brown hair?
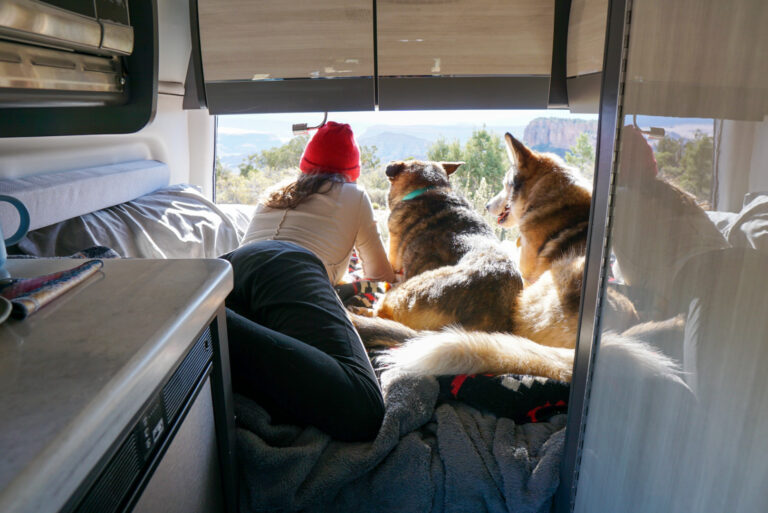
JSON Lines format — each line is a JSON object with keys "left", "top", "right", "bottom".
{"left": 262, "top": 172, "right": 348, "bottom": 209}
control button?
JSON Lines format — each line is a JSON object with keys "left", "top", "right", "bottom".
{"left": 152, "top": 419, "right": 164, "bottom": 442}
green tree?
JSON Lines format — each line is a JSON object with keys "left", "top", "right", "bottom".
{"left": 565, "top": 133, "right": 596, "bottom": 179}
{"left": 360, "top": 144, "right": 381, "bottom": 173}
{"left": 215, "top": 156, "right": 257, "bottom": 204}
{"left": 461, "top": 128, "right": 508, "bottom": 188}
{"left": 239, "top": 135, "right": 308, "bottom": 178}
{"left": 214, "top": 156, "right": 225, "bottom": 181}
{"left": 427, "top": 137, "right": 463, "bottom": 163}
{"left": 426, "top": 127, "right": 509, "bottom": 190}
{"left": 678, "top": 131, "right": 713, "bottom": 202}
{"left": 654, "top": 135, "right": 684, "bottom": 181}
{"left": 652, "top": 131, "right": 713, "bottom": 203}
{"left": 358, "top": 144, "right": 389, "bottom": 207}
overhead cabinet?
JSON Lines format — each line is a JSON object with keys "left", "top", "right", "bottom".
{"left": 194, "top": 0, "right": 610, "bottom": 113}
{"left": 378, "top": 0, "right": 552, "bottom": 77}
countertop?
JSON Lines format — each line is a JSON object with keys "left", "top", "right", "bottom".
{"left": 0, "top": 258, "right": 233, "bottom": 513}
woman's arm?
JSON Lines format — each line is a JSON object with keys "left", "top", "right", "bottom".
{"left": 354, "top": 191, "right": 396, "bottom": 283}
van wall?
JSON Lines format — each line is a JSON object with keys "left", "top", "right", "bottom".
{"left": 716, "top": 115, "right": 768, "bottom": 212}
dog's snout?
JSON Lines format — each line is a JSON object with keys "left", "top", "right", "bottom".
{"left": 485, "top": 201, "right": 492, "bottom": 212}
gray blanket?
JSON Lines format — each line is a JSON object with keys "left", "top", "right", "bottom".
{"left": 236, "top": 372, "right": 566, "bottom": 513}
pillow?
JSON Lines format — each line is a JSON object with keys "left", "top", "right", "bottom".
{"left": 16, "top": 184, "right": 247, "bottom": 259}
{"left": 726, "top": 192, "right": 768, "bottom": 253}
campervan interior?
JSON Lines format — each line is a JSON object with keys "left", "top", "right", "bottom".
{"left": 1, "top": 0, "right": 767, "bottom": 512}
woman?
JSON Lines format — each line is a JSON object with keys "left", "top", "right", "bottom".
{"left": 240, "top": 121, "right": 395, "bottom": 285}
{"left": 222, "top": 122, "right": 393, "bottom": 442}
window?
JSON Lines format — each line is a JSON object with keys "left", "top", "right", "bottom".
{"left": 214, "top": 110, "right": 598, "bottom": 240}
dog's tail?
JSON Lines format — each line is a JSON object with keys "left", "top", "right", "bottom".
{"left": 377, "top": 327, "right": 575, "bottom": 382}
{"left": 349, "top": 312, "right": 419, "bottom": 349}
{"left": 377, "top": 328, "right": 687, "bottom": 386}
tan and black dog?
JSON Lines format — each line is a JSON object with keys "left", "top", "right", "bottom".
{"left": 487, "top": 133, "right": 638, "bottom": 335}
{"left": 486, "top": 133, "right": 592, "bottom": 285}
{"left": 375, "top": 160, "right": 524, "bottom": 333}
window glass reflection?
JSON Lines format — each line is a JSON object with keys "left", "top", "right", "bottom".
{"left": 574, "top": 0, "right": 768, "bottom": 511}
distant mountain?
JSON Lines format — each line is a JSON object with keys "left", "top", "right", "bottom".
{"left": 358, "top": 131, "right": 432, "bottom": 163}
{"left": 357, "top": 123, "right": 527, "bottom": 163}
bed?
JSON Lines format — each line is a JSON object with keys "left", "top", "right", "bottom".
{"left": 0, "top": 161, "right": 572, "bottom": 513}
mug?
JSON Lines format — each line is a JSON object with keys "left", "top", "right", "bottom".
{"left": 0, "top": 195, "right": 30, "bottom": 281}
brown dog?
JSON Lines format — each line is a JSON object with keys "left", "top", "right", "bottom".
{"left": 487, "top": 134, "right": 638, "bottom": 334}
{"left": 486, "top": 133, "right": 592, "bottom": 285}
{"left": 375, "top": 160, "right": 524, "bottom": 333}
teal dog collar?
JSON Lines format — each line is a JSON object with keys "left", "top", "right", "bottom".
{"left": 401, "top": 186, "right": 436, "bottom": 201}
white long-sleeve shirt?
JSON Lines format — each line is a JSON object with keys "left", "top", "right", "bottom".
{"left": 241, "top": 182, "right": 395, "bottom": 285}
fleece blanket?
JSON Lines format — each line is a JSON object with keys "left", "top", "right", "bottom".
{"left": 236, "top": 371, "right": 567, "bottom": 513}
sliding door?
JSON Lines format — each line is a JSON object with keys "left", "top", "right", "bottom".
{"left": 566, "top": 0, "right": 768, "bottom": 511}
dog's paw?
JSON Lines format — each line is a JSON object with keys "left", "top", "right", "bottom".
{"left": 347, "top": 305, "right": 375, "bottom": 317}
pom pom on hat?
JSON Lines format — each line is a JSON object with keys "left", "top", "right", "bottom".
{"left": 300, "top": 121, "right": 361, "bottom": 182}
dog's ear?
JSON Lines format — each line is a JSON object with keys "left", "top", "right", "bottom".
{"left": 440, "top": 162, "right": 464, "bottom": 176}
{"left": 505, "top": 133, "right": 533, "bottom": 168}
{"left": 385, "top": 161, "right": 406, "bottom": 180}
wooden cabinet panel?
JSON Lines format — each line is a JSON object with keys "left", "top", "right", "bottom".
{"left": 377, "top": 0, "right": 554, "bottom": 77}
{"left": 198, "top": 0, "right": 374, "bottom": 81}
{"left": 566, "top": 0, "right": 607, "bottom": 77}
{"left": 624, "top": 0, "right": 768, "bottom": 120}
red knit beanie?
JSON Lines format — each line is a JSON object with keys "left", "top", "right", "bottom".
{"left": 299, "top": 121, "right": 361, "bottom": 182}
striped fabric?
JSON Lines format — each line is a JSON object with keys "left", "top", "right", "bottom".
{"left": 0, "top": 260, "right": 103, "bottom": 319}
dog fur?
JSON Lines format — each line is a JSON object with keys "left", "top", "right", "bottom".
{"left": 488, "top": 133, "right": 639, "bottom": 333}
{"left": 353, "top": 139, "right": 643, "bottom": 381}
{"left": 375, "top": 327, "right": 684, "bottom": 386}
{"left": 375, "top": 160, "right": 525, "bottom": 333}
{"left": 385, "top": 160, "right": 495, "bottom": 280}
{"left": 367, "top": 158, "right": 613, "bottom": 350}
{"left": 352, "top": 134, "right": 714, "bottom": 385}
{"left": 486, "top": 133, "right": 593, "bottom": 285}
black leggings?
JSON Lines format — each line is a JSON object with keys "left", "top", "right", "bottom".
{"left": 221, "top": 240, "right": 384, "bottom": 442}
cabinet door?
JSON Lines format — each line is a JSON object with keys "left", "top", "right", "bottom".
{"left": 565, "top": 0, "right": 608, "bottom": 113}
{"left": 623, "top": 0, "right": 768, "bottom": 120}
{"left": 376, "top": 0, "right": 554, "bottom": 110}
{"left": 566, "top": 0, "right": 608, "bottom": 78}
{"left": 377, "top": 0, "right": 553, "bottom": 77}
{"left": 197, "top": 0, "right": 375, "bottom": 113}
